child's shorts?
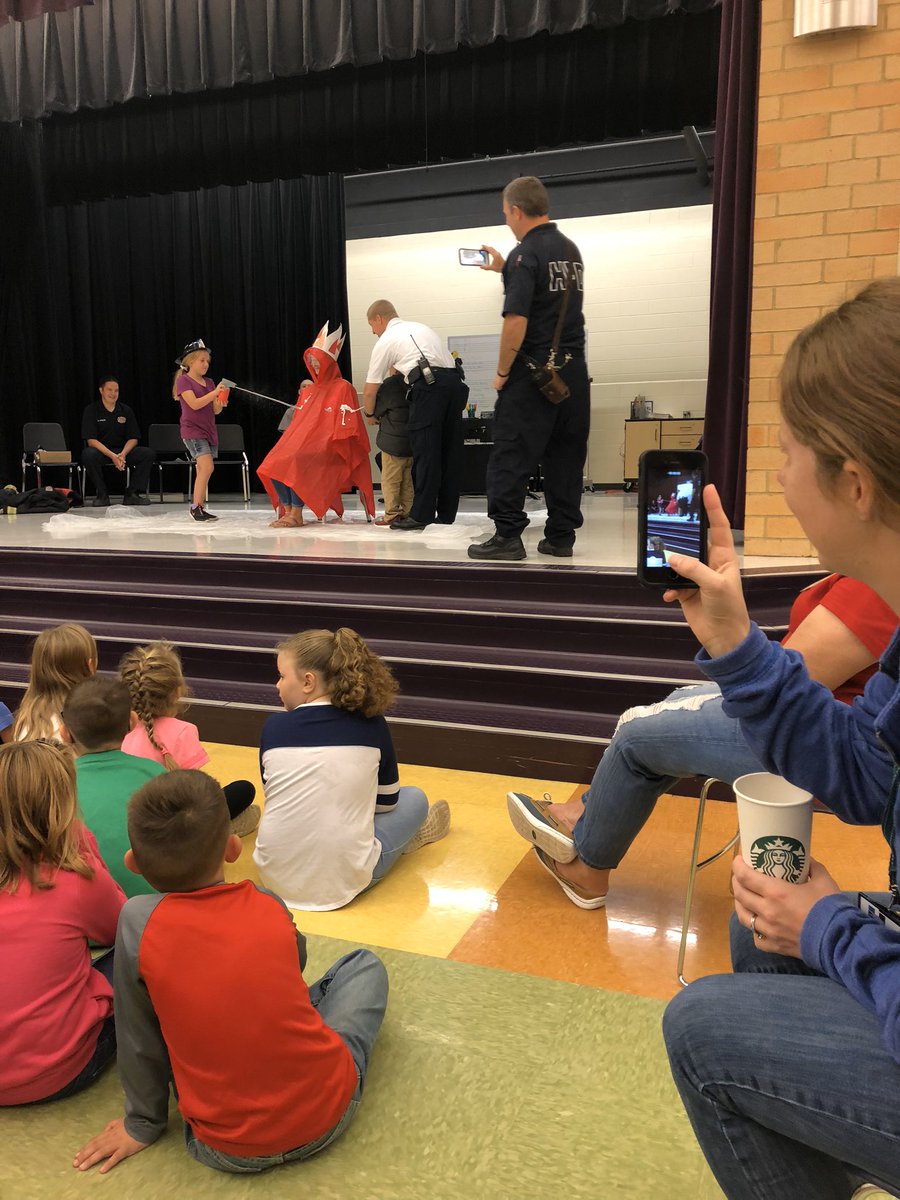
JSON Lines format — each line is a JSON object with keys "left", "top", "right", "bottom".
{"left": 183, "top": 438, "right": 218, "bottom": 460}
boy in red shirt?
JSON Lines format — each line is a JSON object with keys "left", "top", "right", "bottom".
{"left": 73, "top": 770, "right": 388, "bottom": 1175}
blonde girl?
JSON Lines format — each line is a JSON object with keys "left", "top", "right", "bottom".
{"left": 119, "top": 641, "right": 259, "bottom": 836}
{"left": 0, "top": 741, "right": 123, "bottom": 1105}
{"left": 253, "top": 627, "right": 449, "bottom": 910}
{"left": 13, "top": 623, "right": 97, "bottom": 742}
{"left": 172, "top": 338, "right": 226, "bottom": 523}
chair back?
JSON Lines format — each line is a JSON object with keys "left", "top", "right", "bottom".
{"left": 216, "top": 424, "right": 246, "bottom": 455}
{"left": 148, "top": 424, "right": 188, "bottom": 456}
{"left": 23, "top": 422, "right": 68, "bottom": 453}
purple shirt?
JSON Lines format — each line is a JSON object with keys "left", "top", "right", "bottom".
{"left": 176, "top": 374, "right": 218, "bottom": 445}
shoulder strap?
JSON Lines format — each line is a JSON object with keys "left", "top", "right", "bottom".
{"left": 550, "top": 237, "right": 580, "bottom": 355}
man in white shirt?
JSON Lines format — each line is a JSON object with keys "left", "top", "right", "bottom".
{"left": 361, "top": 300, "right": 468, "bottom": 530}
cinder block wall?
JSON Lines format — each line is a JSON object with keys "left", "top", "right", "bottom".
{"left": 746, "top": 0, "right": 900, "bottom": 556}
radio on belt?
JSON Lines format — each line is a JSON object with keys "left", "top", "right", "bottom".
{"left": 410, "top": 336, "right": 435, "bottom": 385}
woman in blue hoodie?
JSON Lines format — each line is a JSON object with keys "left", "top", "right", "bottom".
{"left": 662, "top": 277, "right": 900, "bottom": 1200}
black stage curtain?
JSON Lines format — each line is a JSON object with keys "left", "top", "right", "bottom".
{"left": 0, "top": 122, "right": 347, "bottom": 491}
{"left": 0, "top": 0, "right": 721, "bottom": 122}
{"left": 39, "top": 17, "right": 721, "bottom": 203}
{"left": 702, "top": 0, "right": 760, "bottom": 531}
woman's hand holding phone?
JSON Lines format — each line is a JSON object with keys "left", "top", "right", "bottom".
{"left": 663, "top": 484, "right": 751, "bottom": 659}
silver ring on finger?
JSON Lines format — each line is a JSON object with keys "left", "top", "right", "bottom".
{"left": 750, "top": 914, "right": 765, "bottom": 940}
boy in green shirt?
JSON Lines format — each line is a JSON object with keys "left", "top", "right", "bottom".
{"left": 61, "top": 678, "right": 166, "bottom": 897}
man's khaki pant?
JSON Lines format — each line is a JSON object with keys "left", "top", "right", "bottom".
{"left": 380, "top": 452, "right": 414, "bottom": 521}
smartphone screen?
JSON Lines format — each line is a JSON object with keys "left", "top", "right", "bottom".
{"left": 459, "top": 248, "right": 488, "bottom": 266}
{"left": 637, "top": 450, "right": 708, "bottom": 588}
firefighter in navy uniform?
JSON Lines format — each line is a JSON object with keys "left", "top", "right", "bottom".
{"left": 468, "top": 176, "right": 590, "bottom": 561}
{"left": 362, "top": 300, "right": 469, "bottom": 531}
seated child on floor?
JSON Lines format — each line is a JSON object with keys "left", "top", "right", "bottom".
{"left": 118, "top": 641, "right": 259, "bottom": 837}
{"left": 253, "top": 627, "right": 450, "bottom": 910}
{"left": 60, "top": 678, "right": 166, "bottom": 898}
{"left": 0, "top": 740, "right": 124, "bottom": 1106}
{"left": 13, "top": 622, "right": 97, "bottom": 742}
{"left": 73, "top": 770, "right": 388, "bottom": 1176}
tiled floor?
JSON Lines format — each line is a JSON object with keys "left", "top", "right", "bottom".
{"left": 209, "top": 744, "right": 891, "bottom": 1004}
{"left": 2, "top": 491, "right": 817, "bottom": 570}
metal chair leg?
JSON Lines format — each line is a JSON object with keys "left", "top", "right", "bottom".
{"left": 676, "top": 777, "right": 739, "bottom": 988}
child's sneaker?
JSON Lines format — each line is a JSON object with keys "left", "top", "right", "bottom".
{"left": 190, "top": 505, "right": 217, "bottom": 522}
{"left": 402, "top": 800, "right": 451, "bottom": 854}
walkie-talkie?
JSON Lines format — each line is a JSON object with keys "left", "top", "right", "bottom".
{"left": 410, "top": 336, "right": 435, "bottom": 385}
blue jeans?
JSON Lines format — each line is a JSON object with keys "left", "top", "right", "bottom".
{"left": 573, "top": 684, "right": 763, "bottom": 870}
{"left": 185, "top": 949, "right": 388, "bottom": 1174}
{"left": 272, "top": 480, "right": 304, "bottom": 508}
{"left": 370, "top": 786, "right": 430, "bottom": 883}
{"left": 663, "top": 912, "right": 900, "bottom": 1199}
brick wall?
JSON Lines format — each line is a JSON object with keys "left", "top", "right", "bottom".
{"left": 746, "top": 0, "right": 900, "bottom": 555}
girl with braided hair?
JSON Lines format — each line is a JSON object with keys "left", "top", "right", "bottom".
{"left": 118, "top": 642, "right": 259, "bottom": 837}
{"left": 254, "top": 627, "right": 449, "bottom": 910}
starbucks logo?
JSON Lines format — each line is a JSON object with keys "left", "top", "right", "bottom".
{"left": 750, "top": 836, "right": 806, "bottom": 883}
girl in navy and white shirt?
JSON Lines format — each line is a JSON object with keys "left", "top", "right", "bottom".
{"left": 254, "top": 628, "right": 449, "bottom": 910}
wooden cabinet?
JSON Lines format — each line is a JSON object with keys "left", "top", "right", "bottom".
{"left": 623, "top": 418, "right": 704, "bottom": 484}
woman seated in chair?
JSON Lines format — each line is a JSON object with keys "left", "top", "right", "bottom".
{"left": 507, "top": 572, "right": 896, "bottom": 910}
{"left": 661, "top": 277, "right": 900, "bottom": 1200}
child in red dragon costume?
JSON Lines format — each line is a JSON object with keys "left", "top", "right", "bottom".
{"left": 258, "top": 323, "right": 375, "bottom": 525}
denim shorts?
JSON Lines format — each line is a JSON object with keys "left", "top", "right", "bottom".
{"left": 183, "top": 438, "right": 218, "bottom": 460}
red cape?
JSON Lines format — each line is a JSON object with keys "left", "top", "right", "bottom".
{"left": 257, "top": 347, "right": 375, "bottom": 519}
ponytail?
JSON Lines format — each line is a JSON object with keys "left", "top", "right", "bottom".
{"left": 277, "top": 627, "right": 398, "bottom": 718}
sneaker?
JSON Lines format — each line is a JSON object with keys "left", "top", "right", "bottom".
{"left": 190, "top": 505, "right": 216, "bottom": 522}
{"left": 532, "top": 847, "right": 608, "bottom": 910}
{"left": 537, "top": 538, "right": 573, "bottom": 558}
{"left": 230, "top": 803, "right": 261, "bottom": 838}
{"left": 507, "top": 791, "right": 577, "bottom": 862}
{"left": 123, "top": 491, "right": 152, "bottom": 506}
{"left": 402, "top": 800, "right": 451, "bottom": 854}
{"left": 92, "top": 494, "right": 110, "bottom": 508}
{"left": 467, "top": 533, "right": 527, "bottom": 561}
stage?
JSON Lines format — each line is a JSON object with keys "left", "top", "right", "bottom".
{"left": 0, "top": 491, "right": 814, "bottom": 570}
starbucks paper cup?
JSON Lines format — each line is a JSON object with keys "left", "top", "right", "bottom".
{"left": 734, "top": 772, "right": 813, "bottom": 884}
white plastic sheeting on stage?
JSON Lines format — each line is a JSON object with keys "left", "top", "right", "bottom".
{"left": 42, "top": 505, "right": 510, "bottom": 547}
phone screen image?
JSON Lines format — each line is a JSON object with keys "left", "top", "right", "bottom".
{"left": 459, "top": 248, "right": 488, "bottom": 266}
{"left": 637, "top": 450, "right": 708, "bottom": 587}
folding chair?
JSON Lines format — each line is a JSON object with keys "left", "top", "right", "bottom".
{"left": 215, "top": 424, "right": 252, "bottom": 503}
{"left": 676, "top": 777, "right": 740, "bottom": 987}
{"left": 22, "top": 422, "right": 78, "bottom": 491}
{"left": 148, "top": 424, "right": 193, "bottom": 502}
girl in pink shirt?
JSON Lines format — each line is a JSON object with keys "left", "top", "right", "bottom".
{"left": 0, "top": 740, "right": 124, "bottom": 1105}
{"left": 119, "top": 641, "right": 259, "bottom": 837}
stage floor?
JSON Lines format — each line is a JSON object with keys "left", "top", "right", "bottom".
{"left": 1, "top": 492, "right": 815, "bottom": 571}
